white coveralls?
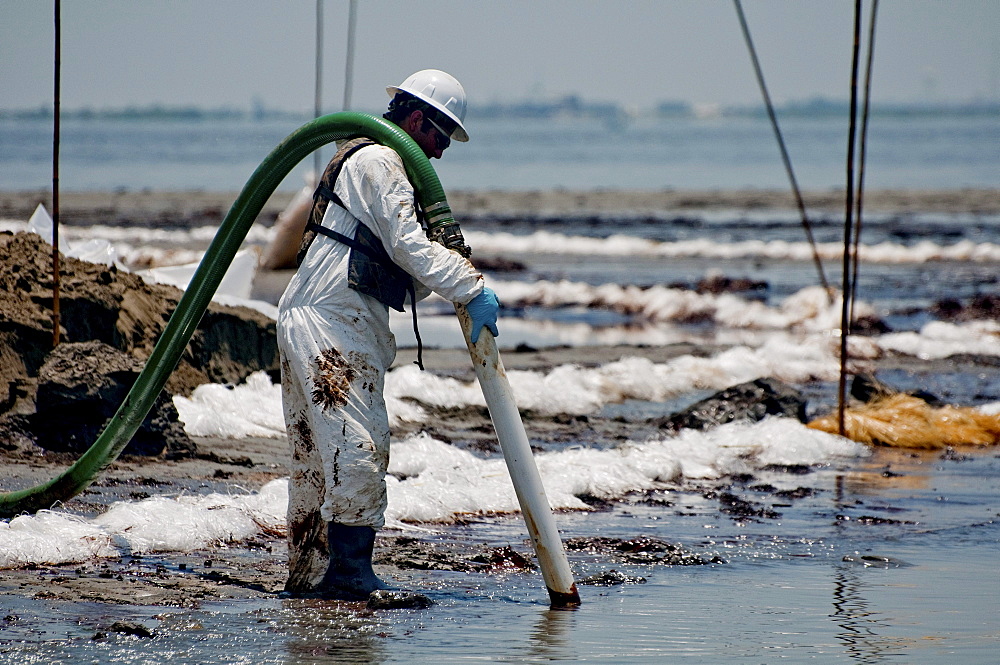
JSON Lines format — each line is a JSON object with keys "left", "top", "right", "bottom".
{"left": 277, "top": 143, "right": 483, "bottom": 591}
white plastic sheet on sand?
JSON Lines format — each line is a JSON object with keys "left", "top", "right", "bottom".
{"left": 28, "top": 204, "right": 118, "bottom": 266}
{"left": 17, "top": 204, "right": 271, "bottom": 315}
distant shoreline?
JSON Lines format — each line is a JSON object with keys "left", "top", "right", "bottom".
{"left": 2, "top": 187, "right": 999, "bottom": 226}
{"left": 4, "top": 98, "right": 998, "bottom": 122}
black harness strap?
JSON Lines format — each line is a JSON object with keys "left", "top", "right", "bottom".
{"left": 296, "top": 139, "right": 375, "bottom": 268}
{"left": 305, "top": 221, "right": 368, "bottom": 258}
{"left": 302, "top": 140, "right": 426, "bottom": 370}
{"left": 307, "top": 221, "right": 424, "bottom": 370}
{"left": 313, "top": 184, "right": 347, "bottom": 214}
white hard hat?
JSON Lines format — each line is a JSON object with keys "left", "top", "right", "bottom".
{"left": 387, "top": 69, "right": 469, "bottom": 142}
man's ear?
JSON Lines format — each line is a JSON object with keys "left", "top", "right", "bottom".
{"left": 405, "top": 109, "right": 424, "bottom": 133}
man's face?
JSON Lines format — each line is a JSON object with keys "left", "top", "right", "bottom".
{"left": 405, "top": 111, "right": 449, "bottom": 159}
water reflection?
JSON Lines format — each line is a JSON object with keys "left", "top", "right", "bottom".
{"left": 841, "top": 448, "right": 934, "bottom": 497}
{"left": 831, "top": 566, "right": 899, "bottom": 664}
{"left": 829, "top": 473, "right": 894, "bottom": 664}
{"left": 523, "top": 607, "right": 579, "bottom": 661}
{"left": 280, "top": 598, "right": 388, "bottom": 665}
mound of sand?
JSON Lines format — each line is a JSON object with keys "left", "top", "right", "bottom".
{"left": 0, "top": 231, "right": 278, "bottom": 453}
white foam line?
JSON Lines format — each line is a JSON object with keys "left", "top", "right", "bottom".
{"left": 0, "top": 480, "right": 287, "bottom": 568}
{"left": 491, "top": 282, "right": 870, "bottom": 331}
{"left": 464, "top": 230, "right": 1000, "bottom": 263}
{"left": 385, "top": 334, "right": 852, "bottom": 418}
{"left": 0, "top": 419, "right": 868, "bottom": 566}
{"left": 385, "top": 421, "right": 867, "bottom": 524}
{"left": 7, "top": 217, "right": 998, "bottom": 265}
{"left": 175, "top": 335, "right": 847, "bottom": 439}
{"left": 879, "top": 319, "right": 1000, "bottom": 359}
{"left": 175, "top": 316, "right": 1000, "bottom": 442}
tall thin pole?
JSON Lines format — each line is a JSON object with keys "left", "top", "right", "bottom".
{"left": 838, "top": 0, "right": 864, "bottom": 436}
{"left": 51, "top": 0, "right": 62, "bottom": 347}
{"left": 313, "top": 0, "right": 324, "bottom": 176}
{"left": 733, "top": 0, "right": 830, "bottom": 295}
{"left": 343, "top": 0, "right": 357, "bottom": 111}
{"left": 849, "top": 0, "right": 879, "bottom": 325}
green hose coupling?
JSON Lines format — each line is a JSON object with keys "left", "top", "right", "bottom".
{"left": 423, "top": 201, "right": 471, "bottom": 258}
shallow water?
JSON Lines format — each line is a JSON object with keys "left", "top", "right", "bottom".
{"left": 3, "top": 114, "right": 998, "bottom": 191}
{"left": 2, "top": 448, "right": 996, "bottom": 663}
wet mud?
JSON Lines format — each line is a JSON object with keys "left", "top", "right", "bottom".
{"left": 0, "top": 527, "right": 722, "bottom": 608}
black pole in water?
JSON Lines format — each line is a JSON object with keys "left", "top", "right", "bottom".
{"left": 51, "top": 0, "right": 62, "bottom": 348}
{"left": 839, "top": 0, "right": 865, "bottom": 436}
{"left": 732, "top": 0, "right": 830, "bottom": 295}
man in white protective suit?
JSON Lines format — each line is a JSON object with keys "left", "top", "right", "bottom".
{"left": 277, "top": 69, "right": 500, "bottom": 603}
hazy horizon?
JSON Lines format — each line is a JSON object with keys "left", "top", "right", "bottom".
{"left": 4, "top": 95, "right": 998, "bottom": 119}
{"left": 3, "top": 1, "right": 998, "bottom": 117}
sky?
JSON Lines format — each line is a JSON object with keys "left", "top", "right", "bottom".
{"left": 2, "top": 0, "right": 999, "bottom": 115}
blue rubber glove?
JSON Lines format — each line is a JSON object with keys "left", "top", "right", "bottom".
{"left": 467, "top": 286, "right": 500, "bottom": 344}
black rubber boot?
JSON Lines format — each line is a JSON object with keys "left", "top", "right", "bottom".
{"left": 318, "top": 523, "right": 392, "bottom": 600}
{"left": 318, "top": 523, "right": 433, "bottom": 608}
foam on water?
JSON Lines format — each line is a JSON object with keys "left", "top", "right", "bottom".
{"left": 388, "top": 336, "right": 842, "bottom": 418}
{"left": 878, "top": 320, "right": 1000, "bottom": 359}
{"left": 492, "top": 281, "right": 871, "bottom": 330}
{"left": 174, "top": 318, "right": 996, "bottom": 439}
{"left": 5, "top": 216, "right": 998, "bottom": 265}
{"left": 0, "top": 420, "right": 866, "bottom": 568}
{"left": 463, "top": 230, "right": 1000, "bottom": 263}
{"left": 173, "top": 371, "right": 286, "bottom": 438}
{"left": 174, "top": 334, "right": 845, "bottom": 438}
{"left": 385, "top": 420, "right": 866, "bottom": 525}
{"left": 0, "top": 480, "right": 287, "bottom": 568}
{"left": 389, "top": 309, "right": 829, "bottom": 350}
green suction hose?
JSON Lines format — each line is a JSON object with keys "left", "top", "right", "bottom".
{"left": 0, "top": 112, "right": 455, "bottom": 518}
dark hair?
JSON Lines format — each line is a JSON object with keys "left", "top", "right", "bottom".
{"left": 383, "top": 92, "right": 458, "bottom": 137}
